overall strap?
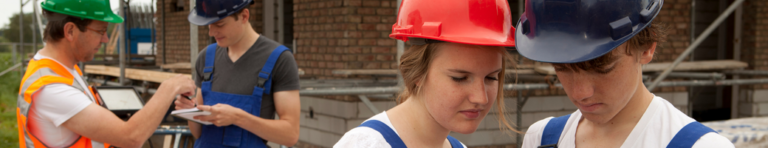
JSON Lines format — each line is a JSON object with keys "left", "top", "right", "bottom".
{"left": 202, "top": 43, "right": 218, "bottom": 81}
{"left": 257, "top": 45, "right": 291, "bottom": 95}
{"left": 446, "top": 136, "right": 464, "bottom": 148}
{"left": 539, "top": 114, "right": 571, "bottom": 148}
{"left": 358, "top": 120, "right": 407, "bottom": 148}
{"left": 666, "top": 121, "right": 716, "bottom": 148}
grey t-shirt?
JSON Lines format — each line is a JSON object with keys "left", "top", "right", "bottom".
{"left": 194, "top": 36, "right": 299, "bottom": 119}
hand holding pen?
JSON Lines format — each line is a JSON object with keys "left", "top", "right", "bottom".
{"left": 174, "top": 94, "right": 198, "bottom": 110}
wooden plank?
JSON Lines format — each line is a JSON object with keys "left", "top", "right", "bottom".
{"left": 332, "top": 69, "right": 536, "bottom": 76}
{"left": 157, "top": 63, "right": 305, "bottom": 75}
{"left": 159, "top": 62, "right": 191, "bottom": 70}
{"left": 85, "top": 65, "right": 191, "bottom": 83}
{"left": 534, "top": 60, "right": 749, "bottom": 75}
{"left": 642, "top": 60, "right": 747, "bottom": 72}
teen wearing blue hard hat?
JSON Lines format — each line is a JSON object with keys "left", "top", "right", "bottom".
{"left": 516, "top": 0, "right": 734, "bottom": 148}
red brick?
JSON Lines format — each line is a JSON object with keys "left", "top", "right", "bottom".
{"left": 348, "top": 31, "right": 362, "bottom": 38}
{"left": 359, "top": 55, "right": 375, "bottom": 61}
{"left": 372, "top": 47, "right": 391, "bottom": 53}
{"left": 364, "top": 62, "right": 381, "bottom": 69}
{"left": 359, "top": 39, "right": 377, "bottom": 45}
{"left": 319, "top": 62, "right": 327, "bottom": 68}
{"left": 363, "top": 31, "right": 379, "bottom": 38}
{"left": 349, "top": 47, "right": 363, "bottom": 53}
{"left": 381, "top": 0, "right": 391, "bottom": 7}
{"left": 344, "top": 0, "right": 362, "bottom": 6}
{"left": 377, "top": 8, "right": 395, "bottom": 15}
{"left": 350, "top": 62, "right": 363, "bottom": 68}
{"left": 363, "top": 16, "right": 381, "bottom": 23}
{"left": 360, "top": 24, "right": 376, "bottom": 30}
{"left": 376, "top": 55, "right": 394, "bottom": 61}
{"left": 362, "top": 0, "right": 381, "bottom": 7}
{"left": 347, "top": 15, "right": 362, "bottom": 23}
{"left": 377, "top": 39, "right": 396, "bottom": 46}
{"left": 357, "top": 8, "right": 376, "bottom": 15}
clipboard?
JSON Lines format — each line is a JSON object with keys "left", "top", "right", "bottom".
{"left": 170, "top": 108, "right": 213, "bottom": 125}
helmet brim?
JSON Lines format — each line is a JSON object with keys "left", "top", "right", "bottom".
{"left": 188, "top": 9, "right": 221, "bottom": 26}
{"left": 102, "top": 13, "right": 124, "bottom": 23}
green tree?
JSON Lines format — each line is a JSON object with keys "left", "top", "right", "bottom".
{"left": 1, "top": 12, "right": 43, "bottom": 45}
{"left": 0, "top": 37, "right": 10, "bottom": 52}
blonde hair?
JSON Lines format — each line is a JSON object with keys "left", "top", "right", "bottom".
{"left": 397, "top": 42, "right": 521, "bottom": 134}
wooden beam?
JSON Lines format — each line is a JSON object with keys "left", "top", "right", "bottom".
{"left": 332, "top": 69, "right": 536, "bottom": 76}
{"left": 85, "top": 65, "right": 191, "bottom": 83}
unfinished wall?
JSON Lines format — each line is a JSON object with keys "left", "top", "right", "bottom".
{"left": 292, "top": 0, "right": 398, "bottom": 78}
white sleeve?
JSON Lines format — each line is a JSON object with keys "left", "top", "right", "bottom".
{"left": 33, "top": 84, "right": 94, "bottom": 126}
{"left": 334, "top": 127, "right": 392, "bottom": 148}
{"left": 691, "top": 133, "right": 735, "bottom": 148}
{"left": 521, "top": 117, "right": 553, "bottom": 148}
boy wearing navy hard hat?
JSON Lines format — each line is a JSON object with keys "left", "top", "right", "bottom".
{"left": 517, "top": 0, "right": 734, "bottom": 148}
{"left": 175, "top": 0, "right": 301, "bottom": 147}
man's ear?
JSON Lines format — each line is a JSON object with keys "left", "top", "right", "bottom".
{"left": 639, "top": 42, "right": 657, "bottom": 64}
{"left": 63, "top": 22, "right": 78, "bottom": 42}
{"left": 240, "top": 9, "right": 250, "bottom": 23}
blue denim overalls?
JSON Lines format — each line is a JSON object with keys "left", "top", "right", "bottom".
{"left": 194, "top": 43, "right": 291, "bottom": 148}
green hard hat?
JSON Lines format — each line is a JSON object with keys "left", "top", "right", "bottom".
{"left": 41, "top": 0, "right": 124, "bottom": 23}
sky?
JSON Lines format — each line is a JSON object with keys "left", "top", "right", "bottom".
{"left": 0, "top": 0, "right": 156, "bottom": 28}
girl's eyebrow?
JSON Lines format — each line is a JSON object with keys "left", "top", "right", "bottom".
{"left": 447, "top": 69, "right": 502, "bottom": 74}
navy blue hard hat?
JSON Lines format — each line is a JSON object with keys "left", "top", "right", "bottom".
{"left": 515, "top": 0, "right": 663, "bottom": 63}
{"left": 188, "top": 0, "right": 252, "bottom": 25}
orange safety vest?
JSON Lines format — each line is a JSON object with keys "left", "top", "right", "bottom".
{"left": 16, "top": 58, "right": 111, "bottom": 148}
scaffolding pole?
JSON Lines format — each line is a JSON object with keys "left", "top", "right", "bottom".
{"left": 647, "top": 0, "right": 745, "bottom": 90}
{"left": 19, "top": 0, "right": 24, "bottom": 74}
{"left": 119, "top": 0, "right": 127, "bottom": 84}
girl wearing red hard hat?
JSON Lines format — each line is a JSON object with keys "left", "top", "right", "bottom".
{"left": 335, "top": 0, "right": 519, "bottom": 147}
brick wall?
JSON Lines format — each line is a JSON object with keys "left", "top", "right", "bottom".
{"left": 738, "top": 0, "right": 768, "bottom": 117}
{"left": 742, "top": 0, "right": 768, "bottom": 89}
{"left": 293, "top": 0, "right": 398, "bottom": 79}
{"left": 155, "top": 0, "right": 264, "bottom": 66}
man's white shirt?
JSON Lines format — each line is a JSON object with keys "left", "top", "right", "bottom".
{"left": 522, "top": 95, "right": 734, "bottom": 148}
{"left": 27, "top": 53, "right": 96, "bottom": 147}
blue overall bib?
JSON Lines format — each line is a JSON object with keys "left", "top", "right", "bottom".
{"left": 538, "top": 114, "right": 716, "bottom": 148}
{"left": 194, "top": 43, "right": 291, "bottom": 148}
{"left": 358, "top": 120, "right": 465, "bottom": 148}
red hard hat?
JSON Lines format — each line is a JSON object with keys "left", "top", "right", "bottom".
{"left": 390, "top": 0, "right": 516, "bottom": 47}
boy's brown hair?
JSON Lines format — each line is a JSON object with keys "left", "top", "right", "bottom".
{"left": 554, "top": 22, "right": 667, "bottom": 72}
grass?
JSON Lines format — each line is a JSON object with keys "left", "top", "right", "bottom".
{"left": 0, "top": 52, "right": 21, "bottom": 148}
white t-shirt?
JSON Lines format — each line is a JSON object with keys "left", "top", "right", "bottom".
{"left": 334, "top": 111, "right": 467, "bottom": 148}
{"left": 521, "top": 96, "right": 734, "bottom": 148}
{"left": 27, "top": 53, "right": 96, "bottom": 147}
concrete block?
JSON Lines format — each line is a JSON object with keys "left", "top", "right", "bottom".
{"left": 739, "top": 103, "right": 756, "bottom": 116}
{"left": 300, "top": 112, "right": 348, "bottom": 135}
{"left": 301, "top": 96, "right": 358, "bottom": 118}
{"left": 758, "top": 102, "right": 768, "bottom": 115}
{"left": 655, "top": 92, "right": 688, "bottom": 106}
{"left": 753, "top": 89, "right": 768, "bottom": 102}
{"left": 356, "top": 100, "right": 396, "bottom": 118}
{"left": 521, "top": 96, "right": 575, "bottom": 112}
{"left": 346, "top": 119, "right": 367, "bottom": 131}
{"left": 303, "top": 127, "right": 342, "bottom": 148}
{"left": 449, "top": 130, "right": 517, "bottom": 146}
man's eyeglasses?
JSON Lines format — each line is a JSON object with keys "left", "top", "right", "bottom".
{"left": 86, "top": 27, "right": 108, "bottom": 36}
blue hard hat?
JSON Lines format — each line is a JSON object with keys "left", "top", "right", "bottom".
{"left": 188, "top": 0, "right": 252, "bottom": 25}
{"left": 515, "top": 0, "right": 663, "bottom": 63}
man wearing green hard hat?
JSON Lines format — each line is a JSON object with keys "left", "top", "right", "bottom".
{"left": 16, "top": 0, "right": 197, "bottom": 147}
